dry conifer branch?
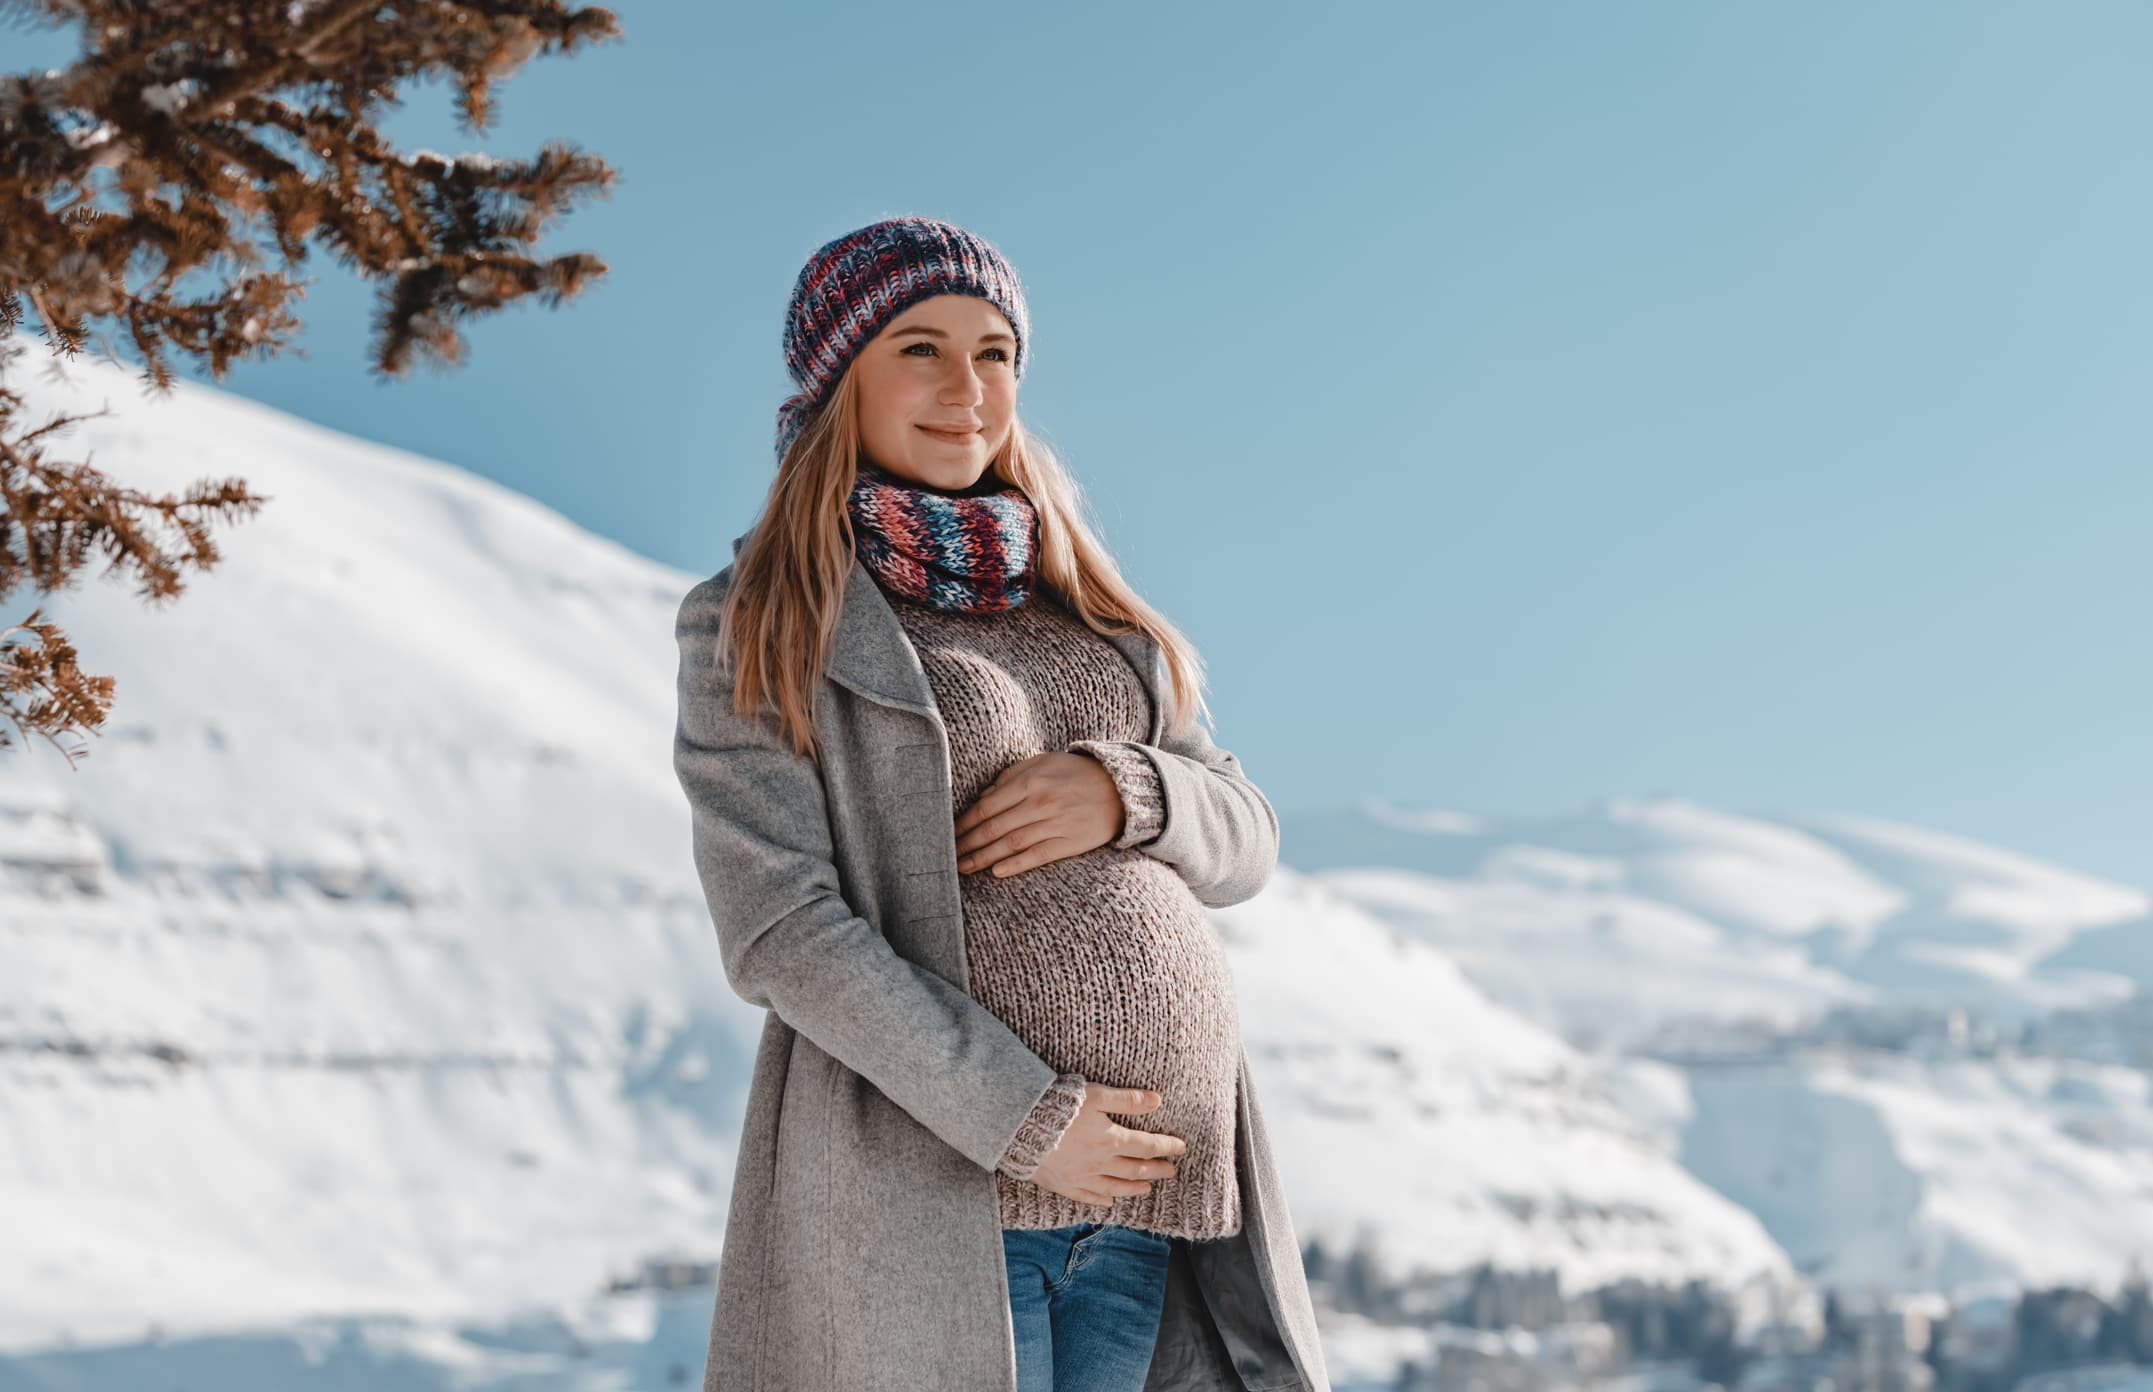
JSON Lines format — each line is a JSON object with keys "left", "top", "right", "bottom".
{"left": 0, "top": 0, "right": 623, "bottom": 760}
{"left": 0, "top": 609, "right": 114, "bottom": 767}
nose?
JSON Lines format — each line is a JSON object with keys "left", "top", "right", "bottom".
{"left": 939, "top": 356, "right": 986, "bottom": 405}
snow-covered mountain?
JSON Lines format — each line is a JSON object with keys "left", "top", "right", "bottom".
{"left": 1279, "top": 801, "right": 2153, "bottom": 1301}
{"left": 1, "top": 352, "right": 747, "bottom": 1360}
{"left": 1285, "top": 799, "right": 2151, "bottom": 1044}
{"left": 4, "top": 353, "right": 2149, "bottom": 1385}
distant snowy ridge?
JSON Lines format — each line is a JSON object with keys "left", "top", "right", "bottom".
{"left": 1281, "top": 797, "right": 2153, "bottom": 1297}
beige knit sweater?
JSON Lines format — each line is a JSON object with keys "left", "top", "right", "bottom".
{"left": 885, "top": 585, "right": 1243, "bottom": 1241}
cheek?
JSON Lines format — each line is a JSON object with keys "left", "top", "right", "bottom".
{"left": 890, "top": 375, "right": 947, "bottom": 420}
{"left": 858, "top": 370, "right": 930, "bottom": 440}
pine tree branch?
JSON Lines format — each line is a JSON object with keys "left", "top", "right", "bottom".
{"left": 0, "top": 0, "right": 621, "bottom": 761}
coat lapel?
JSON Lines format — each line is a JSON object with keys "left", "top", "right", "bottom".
{"left": 729, "top": 528, "right": 1164, "bottom": 742}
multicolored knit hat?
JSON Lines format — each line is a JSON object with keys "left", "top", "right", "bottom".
{"left": 774, "top": 215, "right": 1031, "bottom": 461}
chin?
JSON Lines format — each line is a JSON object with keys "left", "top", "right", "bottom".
{"left": 866, "top": 440, "right": 994, "bottom": 492}
{"left": 908, "top": 460, "right": 996, "bottom": 497}
{"left": 909, "top": 461, "right": 972, "bottom": 488}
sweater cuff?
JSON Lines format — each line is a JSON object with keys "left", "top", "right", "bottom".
{"left": 997, "top": 1071, "right": 1089, "bottom": 1181}
{"left": 1068, "top": 740, "right": 1166, "bottom": 849}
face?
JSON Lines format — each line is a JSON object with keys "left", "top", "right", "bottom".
{"left": 849, "top": 293, "right": 1018, "bottom": 489}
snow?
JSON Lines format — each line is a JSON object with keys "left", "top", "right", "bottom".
{"left": 402, "top": 149, "right": 507, "bottom": 173}
{"left": 1283, "top": 798, "right": 2153, "bottom": 1306}
{"left": 1218, "top": 867, "right": 1797, "bottom": 1315}
{"left": 140, "top": 81, "right": 196, "bottom": 115}
{"left": 2, "top": 354, "right": 740, "bottom": 1362}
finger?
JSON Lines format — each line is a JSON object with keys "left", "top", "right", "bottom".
{"left": 955, "top": 805, "right": 1044, "bottom": 863}
{"left": 954, "top": 761, "right": 1039, "bottom": 837}
{"left": 1102, "top": 1087, "right": 1163, "bottom": 1113}
{"left": 1099, "top": 1158, "right": 1177, "bottom": 1181}
{"left": 984, "top": 837, "right": 1080, "bottom": 879}
{"left": 1110, "top": 1126, "right": 1188, "bottom": 1159}
{"left": 952, "top": 788, "right": 1007, "bottom": 841}
{"left": 957, "top": 829, "right": 1023, "bottom": 874}
{"left": 956, "top": 826, "right": 1019, "bottom": 870}
{"left": 960, "top": 822, "right": 1053, "bottom": 874}
{"left": 952, "top": 779, "right": 1009, "bottom": 839}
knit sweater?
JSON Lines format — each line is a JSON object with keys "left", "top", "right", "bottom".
{"left": 883, "top": 584, "right": 1244, "bottom": 1241}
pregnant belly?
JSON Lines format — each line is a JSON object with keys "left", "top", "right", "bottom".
{"left": 957, "top": 847, "right": 1243, "bottom": 1095}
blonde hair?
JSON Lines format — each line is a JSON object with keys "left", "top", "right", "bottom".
{"left": 716, "top": 368, "right": 1214, "bottom": 763}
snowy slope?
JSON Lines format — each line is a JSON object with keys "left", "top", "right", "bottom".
{"left": 1, "top": 352, "right": 755, "bottom": 1353}
{"left": 1282, "top": 800, "right": 2153, "bottom": 1299}
{"left": 1214, "top": 868, "right": 1793, "bottom": 1304}
{"left": 1678, "top": 1049, "right": 2153, "bottom": 1298}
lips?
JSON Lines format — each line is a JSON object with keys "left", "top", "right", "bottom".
{"left": 918, "top": 424, "right": 980, "bottom": 443}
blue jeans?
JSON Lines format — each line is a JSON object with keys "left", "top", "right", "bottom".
{"left": 1003, "top": 1220, "right": 1175, "bottom": 1392}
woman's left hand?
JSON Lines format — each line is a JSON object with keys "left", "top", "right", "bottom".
{"left": 955, "top": 752, "right": 1123, "bottom": 878}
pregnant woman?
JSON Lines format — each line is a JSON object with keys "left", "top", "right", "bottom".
{"left": 672, "top": 215, "right": 1329, "bottom": 1392}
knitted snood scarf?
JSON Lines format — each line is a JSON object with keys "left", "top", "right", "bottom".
{"left": 846, "top": 457, "right": 1039, "bottom": 614}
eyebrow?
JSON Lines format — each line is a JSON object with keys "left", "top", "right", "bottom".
{"left": 888, "top": 326, "right": 1016, "bottom": 344}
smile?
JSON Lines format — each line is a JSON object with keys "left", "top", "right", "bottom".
{"left": 918, "top": 425, "right": 980, "bottom": 444}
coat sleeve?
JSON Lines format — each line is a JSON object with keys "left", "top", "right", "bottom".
{"left": 1067, "top": 667, "right": 1281, "bottom": 910}
{"left": 672, "top": 576, "right": 1075, "bottom": 1175}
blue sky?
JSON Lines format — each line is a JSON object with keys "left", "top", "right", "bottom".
{"left": 14, "top": 1, "right": 2150, "bottom": 888}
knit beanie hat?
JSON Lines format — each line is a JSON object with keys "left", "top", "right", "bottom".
{"left": 774, "top": 215, "right": 1031, "bottom": 461}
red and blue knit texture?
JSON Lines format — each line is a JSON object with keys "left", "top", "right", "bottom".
{"left": 846, "top": 458, "right": 1038, "bottom": 614}
{"left": 775, "top": 215, "right": 1031, "bottom": 461}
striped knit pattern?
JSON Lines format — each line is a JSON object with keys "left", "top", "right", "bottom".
{"left": 846, "top": 458, "right": 1039, "bottom": 613}
{"left": 882, "top": 584, "right": 1245, "bottom": 1243}
{"left": 775, "top": 215, "right": 1031, "bottom": 459}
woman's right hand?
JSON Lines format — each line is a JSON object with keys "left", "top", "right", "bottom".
{"left": 1030, "top": 1084, "right": 1186, "bottom": 1207}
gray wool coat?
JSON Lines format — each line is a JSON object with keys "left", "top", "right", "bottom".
{"left": 670, "top": 528, "right": 1331, "bottom": 1392}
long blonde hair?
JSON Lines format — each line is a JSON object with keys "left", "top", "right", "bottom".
{"left": 716, "top": 368, "right": 1214, "bottom": 763}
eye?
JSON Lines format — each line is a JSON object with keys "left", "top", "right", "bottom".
{"left": 902, "top": 343, "right": 1012, "bottom": 362}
